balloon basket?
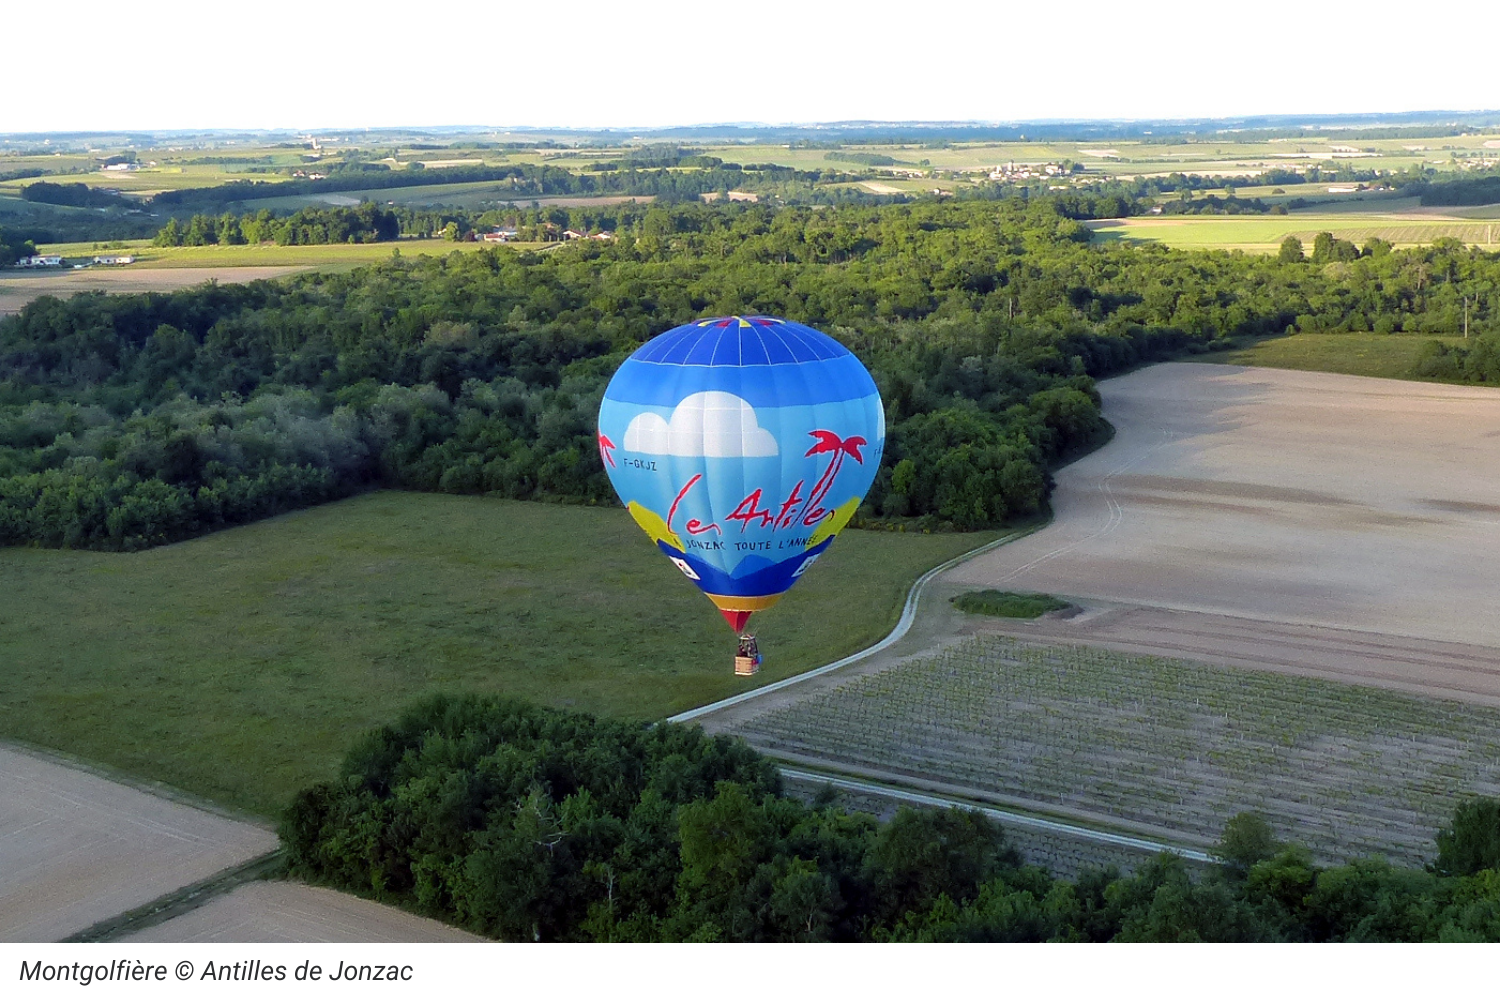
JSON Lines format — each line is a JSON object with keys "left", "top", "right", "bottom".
{"left": 734, "top": 633, "right": 762, "bottom": 676}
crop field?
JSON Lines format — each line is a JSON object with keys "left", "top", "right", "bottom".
{"left": 0, "top": 491, "right": 990, "bottom": 816}
{"left": 728, "top": 636, "right": 1500, "bottom": 865}
{"left": 0, "top": 267, "right": 313, "bottom": 316}
{"left": 1088, "top": 214, "right": 1500, "bottom": 251}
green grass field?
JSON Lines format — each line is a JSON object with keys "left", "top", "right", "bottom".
{"left": 0, "top": 492, "right": 993, "bottom": 817}
{"left": 1203, "top": 333, "right": 1467, "bottom": 380}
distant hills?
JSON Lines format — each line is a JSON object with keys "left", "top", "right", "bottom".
{"left": 6, "top": 110, "right": 1500, "bottom": 149}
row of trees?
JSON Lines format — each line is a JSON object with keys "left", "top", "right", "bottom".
{"left": 152, "top": 205, "right": 401, "bottom": 247}
{"left": 281, "top": 695, "right": 1500, "bottom": 942}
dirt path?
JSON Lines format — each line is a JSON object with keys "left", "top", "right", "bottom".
{"left": 0, "top": 267, "right": 307, "bottom": 315}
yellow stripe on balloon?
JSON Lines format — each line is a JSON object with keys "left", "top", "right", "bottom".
{"left": 703, "top": 593, "right": 784, "bottom": 613}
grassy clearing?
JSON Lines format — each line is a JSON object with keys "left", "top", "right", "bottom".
{"left": 730, "top": 636, "right": 1500, "bottom": 865}
{"left": 1202, "top": 333, "right": 1467, "bottom": 380}
{"left": 0, "top": 491, "right": 991, "bottom": 817}
{"left": 952, "top": 590, "right": 1071, "bottom": 619}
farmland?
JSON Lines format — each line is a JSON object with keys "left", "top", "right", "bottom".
{"left": 725, "top": 635, "right": 1500, "bottom": 866}
{"left": 697, "top": 133, "right": 1500, "bottom": 179}
{"left": 236, "top": 181, "right": 655, "bottom": 212}
{"left": 1088, "top": 214, "right": 1500, "bottom": 252}
{"left": 947, "top": 363, "right": 1500, "bottom": 652}
{"left": 698, "top": 362, "right": 1500, "bottom": 871}
{"left": 0, "top": 491, "right": 990, "bottom": 817}
{"left": 30, "top": 238, "right": 532, "bottom": 267}
{"left": 0, "top": 266, "right": 308, "bottom": 316}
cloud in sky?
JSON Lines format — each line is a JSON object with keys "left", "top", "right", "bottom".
{"left": 624, "top": 392, "right": 778, "bottom": 458}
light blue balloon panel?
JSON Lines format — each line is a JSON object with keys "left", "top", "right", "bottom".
{"left": 597, "top": 316, "right": 885, "bottom": 631}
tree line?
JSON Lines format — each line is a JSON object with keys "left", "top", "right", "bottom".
{"left": 152, "top": 204, "right": 401, "bottom": 247}
{"left": 1418, "top": 173, "right": 1500, "bottom": 207}
{"left": 20, "top": 181, "right": 129, "bottom": 209}
{"left": 281, "top": 694, "right": 1500, "bottom": 942}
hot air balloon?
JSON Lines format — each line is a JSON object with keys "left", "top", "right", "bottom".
{"left": 597, "top": 315, "right": 885, "bottom": 675}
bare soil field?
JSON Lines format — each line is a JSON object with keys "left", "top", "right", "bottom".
{"left": 122, "top": 883, "right": 482, "bottom": 943}
{"left": 0, "top": 745, "right": 276, "bottom": 942}
{"left": 0, "top": 267, "right": 305, "bottom": 315}
{"left": 947, "top": 363, "right": 1500, "bottom": 678}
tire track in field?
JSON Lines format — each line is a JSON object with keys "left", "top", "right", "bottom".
{"left": 990, "top": 418, "right": 1177, "bottom": 587}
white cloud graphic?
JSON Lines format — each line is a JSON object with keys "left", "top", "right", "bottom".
{"left": 623, "top": 391, "right": 779, "bottom": 458}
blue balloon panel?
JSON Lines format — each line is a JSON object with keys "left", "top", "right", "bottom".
{"left": 598, "top": 316, "right": 885, "bottom": 629}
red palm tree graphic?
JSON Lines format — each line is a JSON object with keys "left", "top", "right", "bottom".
{"left": 597, "top": 432, "right": 616, "bottom": 468}
{"left": 802, "top": 430, "right": 867, "bottom": 522}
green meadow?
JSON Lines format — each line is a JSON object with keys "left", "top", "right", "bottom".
{"left": 0, "top": 492, "right": 991, "bottom": 816}
{"left": 1204, "top": 332, "right": 1468, "bottom": 380}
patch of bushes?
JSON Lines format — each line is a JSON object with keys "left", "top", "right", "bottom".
{"left": 953, "top": 589, "right": 1072, "bottom": 619}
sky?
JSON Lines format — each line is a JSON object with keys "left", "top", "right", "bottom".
{"left": 8, "top": 0, "right": 1499, "bottom": 133}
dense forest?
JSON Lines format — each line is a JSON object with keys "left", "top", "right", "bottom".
{"left": 282, "top": 695, "right": 1500, "bottom": 942}
{"left": 4, "top": 197, "right": 1499, "bottom": 551}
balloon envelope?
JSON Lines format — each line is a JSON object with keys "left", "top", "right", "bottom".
{"left": 598, "top": 316, "right": 885, "bottom": 630}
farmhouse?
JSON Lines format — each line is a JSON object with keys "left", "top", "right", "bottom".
{"left": 92, "top": 255, "right": 135, "bottom": 265}
{"left": 481, "top": 229, "right": 519, "bottom": 243}
{"left": 15, "top": 255, "right": 64, "bottom": 268}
